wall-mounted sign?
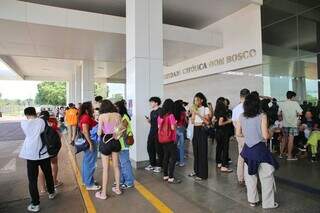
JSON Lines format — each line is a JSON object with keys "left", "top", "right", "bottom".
{"left": 164, "top": 48, "right": 260, "bottom": 84}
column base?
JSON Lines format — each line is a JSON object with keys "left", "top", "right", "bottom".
{"left": 130, "top": 159, "right": 149, "bottom": 169}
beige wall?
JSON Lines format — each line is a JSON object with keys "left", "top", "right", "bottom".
{"left": 164, "top": 65, "right": 263, "bottom": 108}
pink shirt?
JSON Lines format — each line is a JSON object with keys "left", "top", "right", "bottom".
{"left": 157, "top": 113, "right": 177, "bottom": 142}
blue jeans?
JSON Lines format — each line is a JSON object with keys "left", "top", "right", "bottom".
{"left": 82, "top": 144, "right": 97, "bottom": 187}
{"left": 177, "top": 127, "right": 186, "bottom": 164}
{"left": 119, "top": 150, "right": 134, "bottom": 186}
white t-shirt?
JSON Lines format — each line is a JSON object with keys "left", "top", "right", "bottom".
{"left": 232, "top": 103, "right": 244, "bottom": 123}
{"left": 194, "top": 106, "right": 210, "bottom": 124}
{"left": 19, "top": 118, "right": 49, "bottom": 160}
{"left": 278, "top": 100, "right": 303, "bottom": 128}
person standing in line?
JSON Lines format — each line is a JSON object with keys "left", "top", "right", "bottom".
{"left": 65, "top": 103, "right": 78, "bottom": 145}
{"left": 236, "top": 92, "right": 279, "bottom": 209}
{"left": 232, "top": 88, "right": 250, "bottom": 185}
{"left": 38, "top": 111, "right": 63, "bottom": 194}
{"left": 158, "top": 99, "right": 181, "bottom": 184}
{"left": 214, "top": 97, "right": 233, "bottom": 173}
{"left": 93, "top": 96, "right": 103, "bottom": 121}
{"left": 173, "top": 100, "right": 187, "bottom": 167}
{"left": 278, "top": 91, "right": 303, "bottom": 160}
{"left": 145, "top": 97, "right": 163, "bottom": 173}
{"left": 78, "top": 102, "right": 101, "bottom": 191}
{"left": 188, "top": 92, "right": 210, "bottom": 180}
{"left": 19, "top": 107, "right": 56, "bottom": 212}
{"left": 115, "top": 100, "right": 135, "bottom": 189}
{"left": 95, "top": 100, "right": 122, "bottom": 199}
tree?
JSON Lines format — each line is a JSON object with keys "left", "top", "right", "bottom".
{"left": 35, "top": 81, "right": 66, "bottom": 106}
{"left": 94, "top": 83, "right": 108, "bottom": 98}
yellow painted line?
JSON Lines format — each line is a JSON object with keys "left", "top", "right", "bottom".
{"left": 64, "top": 136, "right": 96, "bottom": 213}
{"left": 134, "top": 180, "right": 174, "bottom": 213}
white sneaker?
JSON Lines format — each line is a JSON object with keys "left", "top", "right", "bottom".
{"left": 145, "top": 165, "right": 154, "bottom": 171}
{"left": 153, "top": 167, "right": 161, "bottom": 173}
{"left": 48, "top": 190, "right": 57, "bottom": 200}
{"left": 86, "top": 185, "right": 101, "bottom": 191}
{"left": 27, "top": 204, "right": 40, "bottom": 212}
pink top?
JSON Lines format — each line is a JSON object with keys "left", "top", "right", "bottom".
{"left": 157, "top": 113, "right": 177, "bottom": 142}
{"left": 102, "top": 122, "right": 117, "bottom": 134}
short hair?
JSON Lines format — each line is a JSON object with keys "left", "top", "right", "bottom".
{"left": 149, "top": 97, "right": 161, "bottom": 106}
{"left": 39, "top": 110, "right": 50, "bottom": 121}
{"left": 240, "top": 88, "right": 250, "bottom": 98}
{"left": 24, "top": 107, "right": 37, "bottom": 116}
{"left": 68, "top": 103, "right": 75, "bottom": 108}
{"left": 95, "top": 96, "right": 103, "bottom": 103}
{"left": 286, "top": 91, "right": 296, "bottom": 99}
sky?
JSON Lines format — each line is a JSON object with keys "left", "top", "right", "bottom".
{"left": 0, "top": 80, "right": 39, "bottom": 100}
{"left": 0, "top": 80, "right": 125, "bottom": 100}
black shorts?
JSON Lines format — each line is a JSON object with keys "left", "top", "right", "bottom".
{"left": 99, "top": 134, "right": 121, "bottom": 156}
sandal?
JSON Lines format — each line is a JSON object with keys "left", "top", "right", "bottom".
{"left": 95, "top": 191, "right": 107, "bottom": 200}
{"left": 112, "top": 187, "right": 122, "bottom": 195}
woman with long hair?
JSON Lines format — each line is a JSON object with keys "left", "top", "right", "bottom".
{"left": 115, "top": 100, "right": 135, "bottom": 189}
{"left": 158, "top": 99, "right": 181, "bottom": 184}
{"left": 95, "top": 100, "right": 122, "bottom": 199}
{"left": 38, "top": 111, "right": 62, "bottom": 194}
{"left": 214, "top": 97, "right": 233, "bottom": 173}
{"left": 189, "top": 92, "right": 210, "bottom": 180}
{"left": 173, "top": 100, "right": 187, "bottom": 167}
{"left": 78, "top": 102, "right": 101, "bottom": 191}
{"left": 236, "top": 92, "right": 279, "bottom": 209}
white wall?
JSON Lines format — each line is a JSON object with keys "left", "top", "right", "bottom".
{"left": 163, "top": 4, "right": 262, "bottom": 85}
{"left": 164, "top": 65, "right": 263, "bottom": 108}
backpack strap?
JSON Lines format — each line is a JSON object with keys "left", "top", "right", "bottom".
{"left": 39, "top": 119, "right": 49, "bottom": 158}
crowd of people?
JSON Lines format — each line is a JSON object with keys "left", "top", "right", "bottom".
{"left": 19, "top": 89, "right": 320, "bottom": 212}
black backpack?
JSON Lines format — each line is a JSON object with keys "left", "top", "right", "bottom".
{"left": 40, "top": 119, "right": 62, "bottom": 158}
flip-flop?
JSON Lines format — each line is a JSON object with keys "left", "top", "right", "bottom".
{"left": 112, "top": 187, "right": 122, "bottom": 195}
{"left": 95, "top": 191, "right": 107, "bottom": 200}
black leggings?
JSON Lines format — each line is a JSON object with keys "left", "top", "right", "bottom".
{"left": 162, "top": 142, "right": 177, "bottom": 178}
{"left": 27, "top": 158, "right": 55, "bottom": 205}
{"left": 215, "top": 129, "right": 230, "bottom": 167}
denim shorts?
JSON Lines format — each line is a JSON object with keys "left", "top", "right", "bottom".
{"left": 283, "top": 127, "right": 299, "bottom": 136}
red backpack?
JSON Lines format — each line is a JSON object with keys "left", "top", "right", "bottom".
{"left": 158, "top": 114, "right": 175, "bottom": 143}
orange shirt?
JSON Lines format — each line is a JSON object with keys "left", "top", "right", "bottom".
{"left": 65, "top": 108, "right": 78, "bottom": 126}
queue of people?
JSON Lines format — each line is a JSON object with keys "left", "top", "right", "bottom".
{"left": 21, "top": 88, "right": 320, "bottom": 212}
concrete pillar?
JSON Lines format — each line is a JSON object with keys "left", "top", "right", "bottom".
{"left": 67, "top": 76, "right": 75, "bottom": 104}
{"left": 126, "top": 0, "right": 163, "bottom": 168}
{"left": 81, "top": 60, "right": 95, "bottom": 102}
{"left": 74, "top": 65, "right": 82, "bottom": 105}
{"left": 292, "top": 61, "right": 306, "bottom": 103}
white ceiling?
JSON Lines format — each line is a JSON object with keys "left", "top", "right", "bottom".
{"left": 10, "top": 56, "right": 79, "bottom": 79}
{"left": 0, "top": 19, "right": 218, "bottom": 80}
{"left": 21, "top": 0, "right": 254, "bottom": 29}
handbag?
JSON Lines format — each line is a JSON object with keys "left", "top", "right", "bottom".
{"left": 74, "top": 127, "right": 89, "bottom": 154}
{"left": 125, "top": 132, "right": 134, "bottom": 146}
